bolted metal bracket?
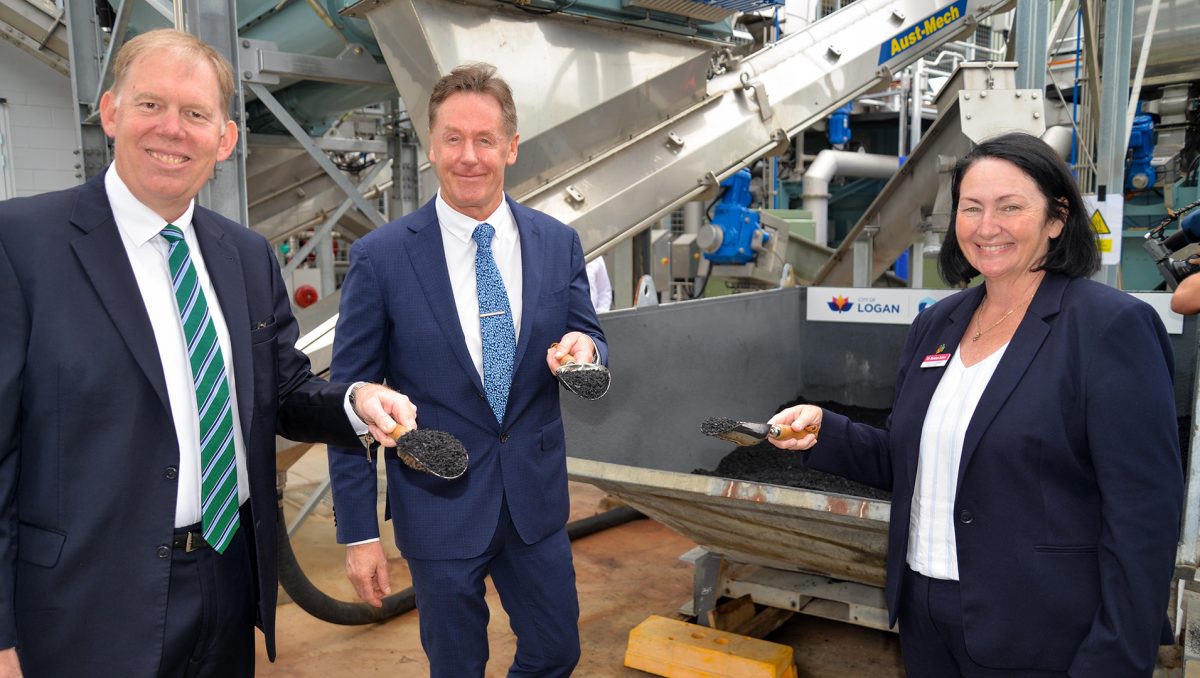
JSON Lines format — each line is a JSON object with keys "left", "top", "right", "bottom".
{"left": 739, "top": 71, "right": 773, "bottom": 122}
{"left": 238, "top": 38, "right": 393, "bottom": 87}
{"left": 665, "top": 131, "right": 685, "bottom": 154}
{"left": 564, "top": 184, "right": 586, "bottom": 206}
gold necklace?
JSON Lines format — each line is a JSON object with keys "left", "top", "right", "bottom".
{"left": 970, "top": 279, "right": 1039, "bottom": 342}
{"left": 970, "top": 299, "right": 1018, "bottom": 342}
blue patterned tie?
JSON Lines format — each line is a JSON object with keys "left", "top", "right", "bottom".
{"left": 473, "top": 223, "right": 516, "bottom": 425}
{"left": 161, "top": 225, "right": 240, "bottom": 554}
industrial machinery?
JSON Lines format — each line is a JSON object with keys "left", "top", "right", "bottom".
{"left": 1144, "top": 202, "right": 1200, "bottom": 289}
{"left": 698, "top": 170, "right": 771, "bottom": 267}
{"left": 694, "top": 168, "right": 790, "bottom": 289}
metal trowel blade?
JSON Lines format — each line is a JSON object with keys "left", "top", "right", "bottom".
{"left": 712, "top": 421, "right": 774, "bottom": 446}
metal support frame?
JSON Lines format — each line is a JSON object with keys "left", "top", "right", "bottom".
{"left": 281, "top": 160, "right": 388, "bottom": 279}
{"left": 910, "top": 59, "right": 924, "bottom": 155}
{"left": 178, "top": 0, "right": 249, "bottom": 224}
{"left": 88, "top": 0, "right": 134, "bottom": 111}
{"left": 238, "top": 38, "right": 393, "bottom": 88}
{"left": 286, "top": 476, "right": 332, "bottom": 537}
{"left": 851, "top": 225, "right": 878, "bottom": 288}
{"left": 386, "top": 100, "right": 421, "bottom": 222}
{"left": 678, "top": 547, "right": 893, "bottom": 632}
{"left": 246, "top": 82, "right": 387, "bottom": 228}
{"left": 1123, "top": 0, "right": 1159, "bottom": 149}
{"left": 1092, "top": 0, "right": 1133, "bottom": 287}
{"left": 1012, "top": 0, "right": 1049, "bottom": 92}
{"left": 691, "top": 550, "right": 723, "bottom": 627}
{"left": 63, "top": 0, "right": 110, "bottom": 180}
{"left": 248, "top": 132, "right": 388, "bottom": 154}
{"left": 0, "top": 0, "right": 70, "bottom": 75}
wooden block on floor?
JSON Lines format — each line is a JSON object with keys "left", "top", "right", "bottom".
{"left": 625, "top": 615, "right": 798, "bottom": 678}
{"left": 708, "top": 596, "right": 795, "bottom": 639}
{"left": 708, "top": 595, "right": 756, "bottom": 632}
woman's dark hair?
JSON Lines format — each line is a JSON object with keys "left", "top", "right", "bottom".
{"left": 937, "top": 131, "right": 1100, "bottom": 286}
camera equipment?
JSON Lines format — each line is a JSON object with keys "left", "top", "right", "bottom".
{"left": 1143, "top": 200, "right": 1200, "bottom": 290}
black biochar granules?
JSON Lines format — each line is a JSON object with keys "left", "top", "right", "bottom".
{"left": 699, "top": 417, "right": 739, "bottom": 435}
{"left": 558, "top": 366, "right": 609, "bottom": 400}
{"left": 395, "top": 430, "right": 468, "bottom": 479}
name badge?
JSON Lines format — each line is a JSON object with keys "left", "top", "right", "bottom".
{"left": 920, "top": 352, "right": 951, "bottom": 368}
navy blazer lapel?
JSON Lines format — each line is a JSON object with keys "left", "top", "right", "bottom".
{"left": 510, "top": 197, "right": 544, "bottom": 378}
{"left": 405, "top": 202, "right": 485, "bottom": 393}
{"left": 69, "top": 175, "right": 171, "bottom": 412}
{"left": 956, "top": 274, "right": 1065, "bottom": 487}
{"left": 193, "top": 211, "right": 254, "bottom": 443}
{"left": 904, "top": 287, "right": 982, "bottom": 487}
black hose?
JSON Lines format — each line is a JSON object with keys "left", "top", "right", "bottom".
{"left": 277, "top": 502, "right": 645, "bottom": 625}
{"left": 566, "top": 506, "right": 645, "bottom": 540}
{"left": 276, "top": 506, "right": 417, "bottom": 625}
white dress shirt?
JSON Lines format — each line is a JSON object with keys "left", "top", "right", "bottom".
{"left": 435, "top": 192, "right": 524, "bottom": 380}
{"left": 106, "top": 167, "right": 250, "bottom": 528}
{"left": 906, "top": 344, "right": 1006, "bottom": 580}
{"left": 586, "top": 258, "right": 612, "bottom": 312}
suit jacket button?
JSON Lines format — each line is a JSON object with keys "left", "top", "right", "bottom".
{"left": 157, "top": 545, "right": 171, "bottom": 559}
{"left": 164, "top": 466, "right": 178, "bottom": 480}
{"left": 959, "top": 510, "right": 973, "bottom": 524}
{"left": 500, "top": 434, "right": 509, "bottom": 443}
{"left": 478, "top": 392, "right": 487, "bottom": 401}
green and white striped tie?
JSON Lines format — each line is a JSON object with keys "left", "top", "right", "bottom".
{"left": 161, "top": 224, "right": 240, "bottom": 554}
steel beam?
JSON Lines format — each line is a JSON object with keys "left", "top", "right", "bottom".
{"left": 247, "top": 82, "right": 387, "bottom": 228}
{"left": 1012, "top": 0, "right": 1049, "bottom": 91}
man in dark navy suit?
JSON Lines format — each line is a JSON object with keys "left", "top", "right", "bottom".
{"left": 329, "top": 63, "right": 607, "bottom": 677}
{"left": 0, "top": 29, "right": 410, "bottom": 678}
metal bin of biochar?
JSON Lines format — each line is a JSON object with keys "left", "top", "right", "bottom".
{"left": 561, "top": 286, "right": 1198, "bottom": 598}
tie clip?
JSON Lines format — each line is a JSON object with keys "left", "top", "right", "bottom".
{"left": 479, "top": 311, "right": 507, "bottom": 318}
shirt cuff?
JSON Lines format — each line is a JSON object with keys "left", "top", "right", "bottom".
{"left": 585, "top": 335, "right": 600, "bottom": 363}
{"left": 344, "top": 382, "right": 369, "bottom": 435}
{"left": 347, "top": 537, "right": 381, "bottom": 546}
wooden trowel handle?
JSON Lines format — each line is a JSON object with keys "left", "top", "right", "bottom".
{"left": 769, "top": 423, "right": 820, "bottom": 441}
{"left": 550, "top": 342, "right": 577, "bottom": 366}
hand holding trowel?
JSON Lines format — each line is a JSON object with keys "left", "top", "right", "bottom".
{"left": 549, "top": 341, "right": 610, "bottom": 400}
{"left": 700, "top": 416, "right": 819, "bottom": 447}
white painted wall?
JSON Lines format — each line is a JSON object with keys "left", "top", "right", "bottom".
{"left": 0, "top": 38, "right": 81, "bottom": 197}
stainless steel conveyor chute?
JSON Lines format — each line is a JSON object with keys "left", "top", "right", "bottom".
{"left": 344, "top": 0, "right": 1018, "bottom": 257}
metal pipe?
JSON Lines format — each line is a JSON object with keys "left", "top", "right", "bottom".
{"left": 802, "top": 150, "right": 900, "bottom": 247}
{"left": 910, "top": 59, "right": 924, "bottom": 154}
{"left": 1040, "top": 124, "right": 1075, "bottom": 160}
{"left": 1124, "top": 0, "right": 1160, "bottom": 149}
{"left": 683, "top": 202, "right": 704, "bottom": 234}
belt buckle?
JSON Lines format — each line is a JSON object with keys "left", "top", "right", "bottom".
{"left": 186, "top": 531, "right": 199, "bottom": 553}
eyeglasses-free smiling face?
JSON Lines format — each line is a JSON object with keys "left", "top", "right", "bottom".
{"left": 99, "top": 49, "right": 238, "bottom": 223}
{"left": 427, "top": 91, "right": 519, "bottom": 222}
{"left": 954, "top": 157, "right": 1065, "bottom": 285}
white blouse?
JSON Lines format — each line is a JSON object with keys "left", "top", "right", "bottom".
{"left": 906, "top": 345, "right": 1007, "bottom": 580}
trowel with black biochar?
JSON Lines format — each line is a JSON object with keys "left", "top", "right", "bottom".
{"left": 387, "top": 425, "right": 469, "bottom": 479}
{"left": 700, "top": 416, "right": 820, "bottom": 447}
{"left": 551, "top": 344, "right": 610, "bottom": 401}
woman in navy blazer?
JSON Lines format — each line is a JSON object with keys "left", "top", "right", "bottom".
{"left": 769, "top": 133, "right": 1182, "bottom": 677}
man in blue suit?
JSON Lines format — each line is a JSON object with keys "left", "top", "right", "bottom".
{"left": 0, "top": 29, "right": 407, "bottom": 677}
{"left": 329, "top": 62, "right": 607, "bottom": 677}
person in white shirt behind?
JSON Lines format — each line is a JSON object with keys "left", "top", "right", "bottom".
{"left": 587, "top": 257, "right": 613, "bottom": 312}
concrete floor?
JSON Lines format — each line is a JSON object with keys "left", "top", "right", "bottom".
{"left": 257, "top": 446, "right": 904, "bottom": 677}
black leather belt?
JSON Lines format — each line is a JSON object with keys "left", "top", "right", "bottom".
{"left": 171, "top": 530, "right": 210, "bottom": 552}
